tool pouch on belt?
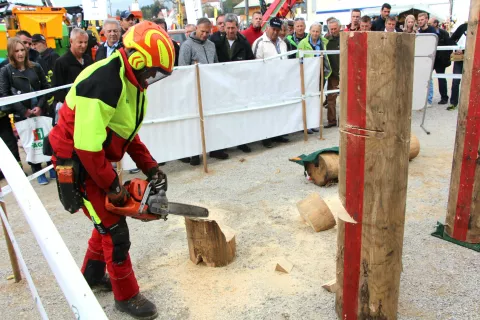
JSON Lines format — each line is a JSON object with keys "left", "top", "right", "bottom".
{"left": 56, "top": 158, "right": 83, "bottom": 214}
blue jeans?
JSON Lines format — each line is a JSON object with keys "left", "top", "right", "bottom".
{"left": 450, "top": 61, "right": 463, "bottom": 106}
{"left": 428, "top": 79, "right": 433, "bottom": 104}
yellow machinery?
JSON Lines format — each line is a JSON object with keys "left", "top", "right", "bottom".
{"left": 7, "top": 6, "right": 66, "bottom": 49}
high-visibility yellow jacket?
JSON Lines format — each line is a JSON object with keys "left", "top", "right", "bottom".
{"left": 49, "top": 48, "right": 157, "bottom": 191}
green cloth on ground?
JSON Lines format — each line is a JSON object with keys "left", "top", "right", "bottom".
{"left": 431, "top": 222, "right": 480, "bottom": 252}
{"left": 289, "top": 147, "right": 339, "bottom": 167}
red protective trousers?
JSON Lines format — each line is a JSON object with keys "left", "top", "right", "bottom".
{"left": 80, "top": 177, "right": 139, "bottom": 301}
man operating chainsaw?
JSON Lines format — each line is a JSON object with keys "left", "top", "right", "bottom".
{"left": 47, "top": 21, "right": 175, "bottom": 319}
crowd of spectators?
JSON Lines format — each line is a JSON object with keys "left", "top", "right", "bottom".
{"left": 0, "top": 4, "right": 467, "bottom": 180}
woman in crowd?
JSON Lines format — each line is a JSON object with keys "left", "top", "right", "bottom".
{"left": 403, "top": 15, "right": 417, "bottom": 34}
{"left": 297, "top": 22, "right": 332, "bottom": 133}
{"left": 0, "top": 37, "right": 53, "bottom": 185}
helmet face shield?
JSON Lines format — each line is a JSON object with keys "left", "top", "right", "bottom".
{"left": 135, "top": 67, "right": 171, "bottom": 88}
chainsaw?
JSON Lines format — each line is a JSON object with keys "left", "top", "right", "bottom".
{"left": 105, "top": 175, "right": 209, "bottom": 221}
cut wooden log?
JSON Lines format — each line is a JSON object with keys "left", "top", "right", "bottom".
{"left": 296, "top": 193, "right": 336, "bottom": 232}
{"left": 184, "top": 218, "right": 236, "bottom": 267}
{"left": 306, "top": 152, "right": 339, "bottom": 186}
{"left": 336, "top": 31, "right": 414, "bottom": 319}
{"left": 322, "top": 278, "right": 338, "bottom": 293}
{"left": 275, "top": 257, "right": 294, "bottom": 273}
{"left": 409, "top": 134, "right": 420, "bottom": 160}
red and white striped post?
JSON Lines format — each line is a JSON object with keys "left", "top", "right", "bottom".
{"left": 335, "top": 31, "right": 415, "bottom": 319}
{"left": 445, "top": 0, "right": 480, "bottom": 244}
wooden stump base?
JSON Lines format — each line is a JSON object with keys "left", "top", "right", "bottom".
{"left": 306, "top": 153, "right": 339, "bottom": 186}
{"left": 409, "top": 134, "right": 420, "bottom": 160}
{"left": 185, "top": 218, "right": 236, "bottom": 267}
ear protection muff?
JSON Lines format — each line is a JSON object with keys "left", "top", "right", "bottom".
{"left": 128, "top": 51, "right": 146, "bottom": 70}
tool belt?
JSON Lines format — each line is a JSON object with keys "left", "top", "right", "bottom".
{"left": 43, "top": 136, "right": 84, "bottom": 214}
{"left": 55, "top": 158, "right": 84, "bottom": 214}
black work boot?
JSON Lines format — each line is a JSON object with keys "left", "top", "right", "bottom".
{"left": 83, "top": 260, "right": 112, "bottom": 292}
{"left": 115, "top": 293, "right": 158, "bottom": 320}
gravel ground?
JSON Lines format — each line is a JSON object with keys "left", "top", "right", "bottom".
{"left": 1, "top": 98, "right": 479, "bottom": 320}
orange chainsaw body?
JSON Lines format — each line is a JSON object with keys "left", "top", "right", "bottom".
{"left": 105, "top": 178, "right": 160, "bottom": 221}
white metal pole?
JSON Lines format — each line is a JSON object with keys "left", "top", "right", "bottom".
{"left": 0, "top": 139, "right": 108, "bottom": 320}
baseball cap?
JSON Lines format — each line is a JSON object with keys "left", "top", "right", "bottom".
{"left": 269, "top": 17, "right": 282, "bottom": 29}
{"left": 32, "top": 34, "right": 46, "bottom": 43}
{"left": 120, "top": 10, "right": 134, "bottom": 20}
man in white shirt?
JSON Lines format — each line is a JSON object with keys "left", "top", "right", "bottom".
{"left": 95, "top": 19, "right": 122, "bottom": 61}
{"left": 252, "top": 17, "right": 287, "bottom": 60}
{"left": 385, "top": 16, "right": 397, "bottom": 32}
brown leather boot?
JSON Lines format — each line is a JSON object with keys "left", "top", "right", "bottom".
{"left": 115, "top": 293, "right": 158, "bottom": 320}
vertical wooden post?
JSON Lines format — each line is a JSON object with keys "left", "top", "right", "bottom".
{"left": 336, "top": 32, "right": 415, "bottom": 319}
{"left": 445, "top": 0, "right": 480, "bottom": 244}
{"left": 0, "top": 188, "right": 22, "bottom": 282}
{"left": 195, "top": 63, "right": 208, "bottom": 173}
{"left": 299, "top": 56, "right": 309, "bottom": 141}
{"left": 116, "top": 161, "right": 123, "bottom": 185}
{"left": 319, "top": 52, "right": 325, "bottom": 140}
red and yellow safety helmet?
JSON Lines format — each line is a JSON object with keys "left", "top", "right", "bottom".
{"left": 122, "top": 21, "right": 175, "bottom": 75}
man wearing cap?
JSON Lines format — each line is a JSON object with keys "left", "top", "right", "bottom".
{"left": 119, "top": 10, "right": 136, "bottom": 37}
{"left": 252, "top": 17, "right": 289, "bottom": 148}
{"left": 95, "top": 18, "right": 123, "bottom": 62}
{"left": 252, "top": 17, "right": 287, "bottom": 59}
{"left": 32, "top": 34, "right": 60, "bottom": 83}
{"left": 241, "top": 11, "right": 263, "bottom": 46}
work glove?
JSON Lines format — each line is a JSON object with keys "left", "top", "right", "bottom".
{"left": 107, "top": 177, "right": 130, "bottom": 207}
{"left": 147, "top": 164, "right": 165, "bottom": 182}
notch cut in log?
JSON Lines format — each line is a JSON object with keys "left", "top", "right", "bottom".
{"left": 184, "top": 218, "right": 236, "bottom": 267}
{"left": 409, "top": 134, "right": 420, "bottom": 160}
{"left": 306, "top": 153, "right": 339, "bottom": 186}
{"left": 297, "top": 193, "right": 336, "bottom": 232}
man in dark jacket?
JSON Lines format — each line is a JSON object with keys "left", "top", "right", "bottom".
{"left": 53, "top": 28, "right": 93, "bottom": 105}
{"left": 119, "top": 10, "right": 135, "bottom": 37}
{"left": 32, "top": 34, "right": 60, "bottom": 82}
{"left": 429, "top": 17, "right": 452, "bottom": 104}
{"left": 285, "top": 17, "right": 307, "bottom": 58}
{"left": 325, "top": 18, "right": 340, "bottom": 128}
{"left": 448, "top": 22, "right": 467, "bottom": 110}
{"left": 211, "top": 13, "right": 254, "bottom": 153}
{"left": 211, "top": 13, "right": 254, "bottom": 63}
{"left": 371, "top": 3, "right": 391, "bottom": 31}
{"left": 95, "top": 19, "right": 123, "bottom": 62}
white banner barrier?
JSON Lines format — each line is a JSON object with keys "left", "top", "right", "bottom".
{"left": 122, "top": 34, "right": 438, "bottom": 169}
{"left": 0, "top": 140, "right": 107, "bottom": 319}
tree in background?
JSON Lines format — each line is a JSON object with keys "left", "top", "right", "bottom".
{"left": 115, "top": 9, "right": 121, "bottom": 17}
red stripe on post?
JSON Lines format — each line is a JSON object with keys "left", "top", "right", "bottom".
{"left": 453, "top": 21, "right": 480, "bottom": 241}
{"left": 343, "top": 32, "right": 368, "bottom": 319}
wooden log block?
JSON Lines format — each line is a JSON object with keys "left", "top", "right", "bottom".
{"left": 306, "top": 152, "right": 339, "bottom": 186}
{"left": 445, "top": 0, "right": 480, "bottom": 244}
{"left": 296, "top": 193, "right": 336, "bottom": 232}
{"left": 275, "top": 257, "right": 294, "bottom": 273}
{"left": 409, "top": 134, "right": 420, "bottom": 160}
{"left": 184, "top": 218, "right": 236, "bottom": 267}
{"left": 336, "top": 31, "right": 415, "bottom": 319}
